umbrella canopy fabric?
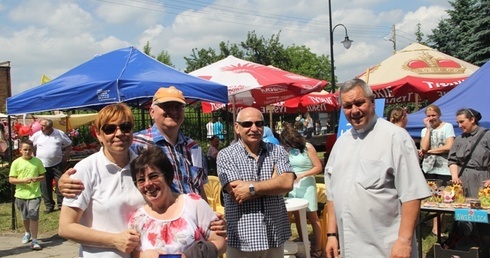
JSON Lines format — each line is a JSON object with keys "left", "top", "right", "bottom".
{"left": 357, "top": 43, "right": 479, "bottom": 104}
{"left": 406, "top": 60, "right": 490, "bottom": 138}
{"left": 35, "top": 113, "right": 98, "bottom": 132}
{"left": 190, "top": 55, "right": 327, "bottom": 108}
{"left": 201, "top": 90, "right": 338, "bottom": 114}
{"left": 283, "top": 90, "right": 338, "bottom": 111}
{"left": 7, "top": 46, "right": 228, "bottom": 115}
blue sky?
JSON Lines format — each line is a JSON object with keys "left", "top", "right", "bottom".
{"left": 0, "top": 0, "right": 452, "bottom": 96}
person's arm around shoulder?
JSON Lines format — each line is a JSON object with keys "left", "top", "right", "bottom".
{"left": 58, "top": 205, "right": 140, "bottom": 253}
{"left": 390, "top": 199, "right": 421, "bottom": 258}
{"left": 58, "top": 168, "right": 85, "bottom": 198}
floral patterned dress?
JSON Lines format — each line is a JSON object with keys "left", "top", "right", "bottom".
{"left": 128, "top": 193, "right": 217, "bottom": 254}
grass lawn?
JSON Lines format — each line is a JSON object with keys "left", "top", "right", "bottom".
{"left": 0, "top": 202, "right": 60, "bottom": 235}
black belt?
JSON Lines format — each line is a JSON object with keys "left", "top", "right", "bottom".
{"left": 464, "top": 166, "right": 488, "bottom": 171}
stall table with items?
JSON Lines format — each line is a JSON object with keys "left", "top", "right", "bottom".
{"left": 417, "top": 181, "right": 490, "bottom": 258}
{"left": 68, "top": 143, "right": 98, "bottom": 167}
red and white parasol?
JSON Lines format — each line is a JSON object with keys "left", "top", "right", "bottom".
{"left": 190, "top": 55, "right": 327, "bottom": 112}
{"left": 357, "top": 43, "right": 479, "bottom": 104}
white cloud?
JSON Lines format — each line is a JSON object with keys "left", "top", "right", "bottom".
{"left": 95, "top": 0, "right": 163, "bottom": 27}
{"left": 1, "top": 0, "right": 453, "bottom": 98}
{"left": 9, "top": 0, "right": 94, "bottom": 35}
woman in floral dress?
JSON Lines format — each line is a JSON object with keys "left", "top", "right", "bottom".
{"left": 129, "top": 146, "right": 226, "bottom": 258}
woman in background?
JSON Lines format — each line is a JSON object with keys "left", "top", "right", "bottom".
{"left": 419, "top": 104, "right": 455, "bottom": 236}
{"left": 448, "top": 109, "right": 490, "bottom": 258}
{"left": 448, "top": 108, "right": 490, "bottom": 196}
{"left": 303, "top": 112, "right": 314, "bottom": 139}
{"left": 280, "top": 125, "right": 323, "bottom": 258}
{"left": 387, "top": 107, "right": 408, "bottom": 128}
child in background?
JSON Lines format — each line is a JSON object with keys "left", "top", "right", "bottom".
{"left": 9, "top": 139, "right": 46, "bottom": 250}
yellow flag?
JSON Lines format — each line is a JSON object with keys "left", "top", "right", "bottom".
{"left": 41, "top": 75, "right": 51, "bottom": 84}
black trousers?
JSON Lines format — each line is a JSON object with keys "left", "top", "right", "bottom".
{"left": 40, "top": 163, "right": 63, "bottom": 210}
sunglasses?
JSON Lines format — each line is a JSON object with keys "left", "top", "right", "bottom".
{"left": 236, "top": 120, "right": 265, "bottom": 128}
{"left": 156, "top": 102, "right": 185, "bottom": 111}
{"left": 101, "top": 122, "right": 133, "bottom": 135}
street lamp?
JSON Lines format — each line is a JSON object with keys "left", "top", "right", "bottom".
{"left": 328, "top": 0, "right": 353, "bottom": 93}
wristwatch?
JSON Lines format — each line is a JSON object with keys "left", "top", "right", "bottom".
{"left": 249, "top": 183, "right": 255, "bottom": 196}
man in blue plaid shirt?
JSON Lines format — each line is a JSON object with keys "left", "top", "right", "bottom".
{"left": 217, "top": 107, "right": 295, "bottom": 257}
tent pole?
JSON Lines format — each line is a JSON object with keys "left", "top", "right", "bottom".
{"left": 225, "top": 104, "right": 229, "bottom": 146}
{"left": 8, "top": 115, "right": 16, "bottom": 230}
{"left": 415, "top": 93, "right": 420, "bottom": 111}
{"left": 232, "top": 96, "right": 237, "bottom": 141}
{"left": 269, "top": 106, "right": 273, "bottom": 129}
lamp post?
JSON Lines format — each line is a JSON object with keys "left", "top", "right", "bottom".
{"left": 328, "top": 0, "right": 353, "bottom": 93}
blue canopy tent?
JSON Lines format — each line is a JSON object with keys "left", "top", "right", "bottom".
{"left": 406, "top": 61, "right": 490, "bottom": 138}
{"left": 6, "top": 46, "right": 228, "bottom": 114}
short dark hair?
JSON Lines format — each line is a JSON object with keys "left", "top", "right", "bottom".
{"left": 130, "top": 146, "right": 174, "bottom": 186}
{"left": 21, "top": 139, "right": 34, "bottom": 147}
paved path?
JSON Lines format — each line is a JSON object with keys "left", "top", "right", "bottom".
{"left": 0, "top": 232, "right": 78, "bottom": 258}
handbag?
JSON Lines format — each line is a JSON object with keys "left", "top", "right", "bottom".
{"left": 458, "top": 129, "right": 488, "bottom": 177}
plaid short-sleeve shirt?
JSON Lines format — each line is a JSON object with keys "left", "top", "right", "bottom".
{"left": 131, "top": 125, "right": 207, "bottom": 194}
{"left": 217, "top": 140, "right": 293, "bottom": 252}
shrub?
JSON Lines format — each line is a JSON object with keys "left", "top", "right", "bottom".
{"left": 0, "top": 166, "right": 13, "bottom": 203}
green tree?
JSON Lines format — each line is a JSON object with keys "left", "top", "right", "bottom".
{"left": 465, "top": 0, "right": 490, "bottom": 65}
{"left": 415, "top": 23, "right": 425, "bottom": 44}
{"left": 142, "top": 41, "right": 174, "bottom": 67}
{"left": 240, "top": 31, "right": 288, "bottom": 68}
{"left": 427, "top": 0, "right": 490, "bottom": 65}
{"left": 284, "top": 45, "right": 329, "bottom": 81}
{"left": 184, "top": 41, "right": 244, "bottom": 72}
{"left": 155, "top": 50, "right": 174, "bottom": 67}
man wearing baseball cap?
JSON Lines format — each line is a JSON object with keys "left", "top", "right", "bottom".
{"left": 132, "top": 86, "right": 208, "bottom": 198}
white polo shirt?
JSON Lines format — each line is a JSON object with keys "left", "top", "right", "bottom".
{"left": 31, "top": 128, "right": 72, "bottom": 167}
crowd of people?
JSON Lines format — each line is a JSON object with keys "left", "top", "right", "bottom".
{"left": 6, "top": 79, "right": 490, "bottom": 258}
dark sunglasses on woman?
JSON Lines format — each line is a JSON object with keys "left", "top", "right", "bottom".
{"left": 101, "top": 122, "right": 133, "bottom": 135}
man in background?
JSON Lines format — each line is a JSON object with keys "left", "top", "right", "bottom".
{"left": 214, "top": 117, "right": 224, "bottom": 140}
{"left": 31, "top": 119, "right": 72, "bottom": 213}
{"left": 206, "top": 117, "right": 215, "bottom": 140}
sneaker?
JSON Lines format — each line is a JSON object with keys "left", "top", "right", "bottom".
{"left": 21, "top": 233, "right": 31, "bottom": 244}
{"left": 31, "top": 240, "right": 42, "bottom": 250}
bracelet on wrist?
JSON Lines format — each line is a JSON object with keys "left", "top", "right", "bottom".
{"left": 326, "top": 233, "right": 337, "bottom": 237}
